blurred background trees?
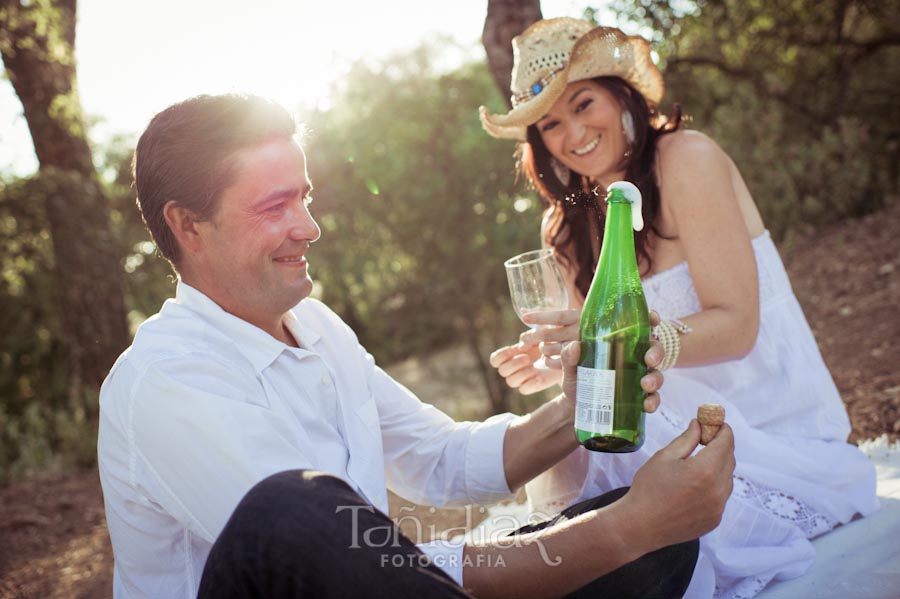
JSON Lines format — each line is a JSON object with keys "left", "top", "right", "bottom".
{"left": 0, "top": 0, "right": 129, "bottom": 481}
{"left": 1, "top": 0, "right": 898, "bottom": 483}
{"left": 608, "top": 0, "right": 900, "bottom": 239}
{"left": 0, "top": 0, "right": 129, "bottom": 382}
{"left": 303, "top": 43, "right": 538, "bottom": 414}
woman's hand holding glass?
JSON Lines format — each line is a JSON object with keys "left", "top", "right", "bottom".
{"left": 500, "top": 249, "right": 571, "bottom": 393}
{"left": 489, "top": 308, "right": 579, "bottom": 394}
{"left": 491, "top": 308, "right": 667, "bottom": 413}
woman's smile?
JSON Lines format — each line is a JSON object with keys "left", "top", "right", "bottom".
{"left": 572, "top": 136, "right": 601, "bottom": 156}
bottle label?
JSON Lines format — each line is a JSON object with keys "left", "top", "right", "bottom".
{"left": 575, "top": 366, "right": 615, "bottom": 434}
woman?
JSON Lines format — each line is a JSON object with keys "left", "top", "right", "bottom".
{"left": 479, "top": 18, "right": 878, "bottom": 599}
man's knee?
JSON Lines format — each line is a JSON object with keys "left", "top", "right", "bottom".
{"left": 576, "top": 537, "right": 699, "bottom": 599}
{"left": 561, "top": 486, "right": 631, "bottom": 519}
{"left": 654, "top": 538, "right": 700, "bottom": 571}
{"left": 242, "top": 470, "right": 355, "bottom": 509}
{"left": 227, "top": 469, "right": 364, "bottom": 540}
{"left": 251, "top": 469, "right": 352, "bottom": 494}
{"left": 643, "top": 537, "right": 700, "bottom": 596}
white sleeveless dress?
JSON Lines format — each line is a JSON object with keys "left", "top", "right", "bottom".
{"left": 526, "top": 231, "right": 879, "bottom": 599}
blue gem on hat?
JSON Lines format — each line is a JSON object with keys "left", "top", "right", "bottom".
{"left": 510, "top": 61, "right": 567, "bottom": 107}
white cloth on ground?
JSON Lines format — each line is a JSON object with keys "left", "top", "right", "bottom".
{"left": 756, "top": 435, "right": 900, "bottom": 599}
{"left": 467, "top": 436, "right": 899, "bottom": 599}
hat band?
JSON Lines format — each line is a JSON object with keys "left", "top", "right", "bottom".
{"left": 511, "top": 61, "right": 568, "bottom": 107}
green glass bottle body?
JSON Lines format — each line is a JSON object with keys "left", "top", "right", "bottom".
{"left": 575, "top": 187, "right": 651, "bottom": 452}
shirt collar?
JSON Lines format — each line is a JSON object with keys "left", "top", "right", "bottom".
{"left": 174, "top": 280, "right": 320, "bottom": 373}
{"left": 283, "top": 308, "right": 321, "bottom": 350}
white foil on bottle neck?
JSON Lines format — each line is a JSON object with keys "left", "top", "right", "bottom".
{"left": 607, "top": 181, "right": 644, "bottom": 231}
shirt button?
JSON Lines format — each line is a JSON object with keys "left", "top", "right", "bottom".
{"left": 321, "top": 375, "right": 329, "bottom": 385}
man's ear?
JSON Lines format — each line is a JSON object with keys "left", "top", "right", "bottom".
{"left": 163, "top": 201, "right": 205, "bottom": 256}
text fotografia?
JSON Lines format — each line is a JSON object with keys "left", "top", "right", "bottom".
{"left": 335, "top": 505, "right": 563, "bottom": 567}
{"left": 381, "top": 552, "right": 507, "bottom": 569}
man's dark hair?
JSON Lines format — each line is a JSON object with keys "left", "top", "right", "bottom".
{"left": 133, "top": 94, "right": 297, "bottom": 268}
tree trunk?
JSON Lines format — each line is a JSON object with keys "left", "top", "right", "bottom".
{"left": 482, "top": 0, "right": 543, "bottom": 105}
{"left": 1, "top": 0, "right": 130, "bottom": 389}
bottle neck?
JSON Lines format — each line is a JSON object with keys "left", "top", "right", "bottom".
{"left": 598, "top": 200, "right": 639, "bottom": 274}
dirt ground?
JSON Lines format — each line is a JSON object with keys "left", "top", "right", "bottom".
{"left": 1, "top": 203, "right": 898, "bottom": 599}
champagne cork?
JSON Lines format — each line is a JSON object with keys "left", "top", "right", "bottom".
{"left": 697, "top": 404, "right": 725, "bottom": 445}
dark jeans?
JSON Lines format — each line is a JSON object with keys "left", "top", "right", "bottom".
{"left": 529, "top": 487, "right": 699, "bottom": 599}
{"left": 198, "top": 470, "right": 698, "bottom": 599}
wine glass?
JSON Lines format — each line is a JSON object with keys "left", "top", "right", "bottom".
{"left": 504, "top": 249, "right": 569, "bottom": 369}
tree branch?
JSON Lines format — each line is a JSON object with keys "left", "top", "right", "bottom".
{"left": 666, "top": 55, "right": 823, "bottom": 123}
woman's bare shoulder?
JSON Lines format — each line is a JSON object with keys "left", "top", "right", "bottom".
{"left": 655, "top": 130, "right": 731, "bottom": 189}
{"left": 656, "top": 129, "right": 725, "bottom": 165}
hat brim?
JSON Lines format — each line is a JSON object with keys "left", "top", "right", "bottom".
{"left": 480, "top": 26, "right": 665, "bottom": 142}
{"left": 479, "top": 64, "right": 572, "bottom": 141}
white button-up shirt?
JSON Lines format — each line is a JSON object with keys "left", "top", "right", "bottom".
{"left": 98, "top": 282, "right": 515, "bottom": 599}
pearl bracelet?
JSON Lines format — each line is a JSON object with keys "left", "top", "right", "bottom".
{"left": 670, "top": 318, "right": 693, "bottom": 335}
{"left": 652, "top": 319, "right": 691, "bottom": 370}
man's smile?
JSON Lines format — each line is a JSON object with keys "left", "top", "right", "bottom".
{"left": 273, "top": 254, "right": 307, "bottom": 266}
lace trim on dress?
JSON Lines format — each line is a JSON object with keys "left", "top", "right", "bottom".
{"left": 711, "top": 475, "right": 840, "bottom": 599}
{"left": 715, "top": 575, "right": 772, "bottom": 599}
{"left": 732, "top": 475, "right": 840, "bottom": 540}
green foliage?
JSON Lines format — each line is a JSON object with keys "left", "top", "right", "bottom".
{"left": 0, "top": 174, "right": 96, "bottom": 482}
{"left": 0, "top": 0, "right": 76, "bottom": 67}
{"left": 303, "top": 44, "right": 538, "bottom": 366}
{"left": 610, "top": 0, "right": 900, "bottom": 237}
{"left": 0, "top": 151, "right": 171, "bottom": 484}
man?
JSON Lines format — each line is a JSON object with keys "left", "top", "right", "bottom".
{"left": 98, "top": 94, "right": 735, "bottom": 599}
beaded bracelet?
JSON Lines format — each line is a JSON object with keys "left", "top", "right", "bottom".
{"left": 652, "top": 319, "right": 692, "bottom": 370}
{"left": 670, "top": 318, "right": 693, "bottom": 335}
{"left": 653, "top": 320, "right": 680, "bottom": 370}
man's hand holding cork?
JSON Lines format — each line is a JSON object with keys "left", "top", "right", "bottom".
{"left": 697, "top": 404, "right": 725, "bottom": 445}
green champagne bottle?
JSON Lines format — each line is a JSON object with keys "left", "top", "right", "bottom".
{"left": 576, "top": 181, "right": 651, "bottom": 452}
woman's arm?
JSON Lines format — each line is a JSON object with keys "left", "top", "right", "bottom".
{"left": 655, "top": 130, "right": 760, "bottom": 366}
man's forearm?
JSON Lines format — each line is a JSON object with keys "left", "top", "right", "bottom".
{"left": 461, "top": 495, "right": 655, "bottom": 598}
{"left": 502, "top": 395, "right": 578, "bottom": 492}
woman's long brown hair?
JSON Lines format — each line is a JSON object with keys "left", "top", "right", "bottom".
{"left": 520, "top": 76, "right": 683, "bottom": 298}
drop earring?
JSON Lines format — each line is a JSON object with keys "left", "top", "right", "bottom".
{"left": 622, "top": 111, "right": 635, "bottom": 144}
{"left": 621, "top": 111, "right": 635, "bottom": 160}
{"left": 550, "top": 157, "right": 571, "bottom": 187}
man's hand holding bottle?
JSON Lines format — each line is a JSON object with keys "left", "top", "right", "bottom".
{"left": 493, "top": 306, "right": 735, "bottom": 547}
{"left": 558, "top": 323, "right": 735, "bottom": 548}
{"left": 491, "top": 308, "right": 665, "bottom": 415}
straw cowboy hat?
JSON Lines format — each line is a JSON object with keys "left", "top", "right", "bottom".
{"left": 479, "top": 18, "right": 664, "bottom": 141}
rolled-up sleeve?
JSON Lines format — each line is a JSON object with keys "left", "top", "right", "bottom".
{"left": 363, "top": 348, "right": 517, "bottom": 507}
{"left": 463, "top": 413, "right": 518, "bottom": 501}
